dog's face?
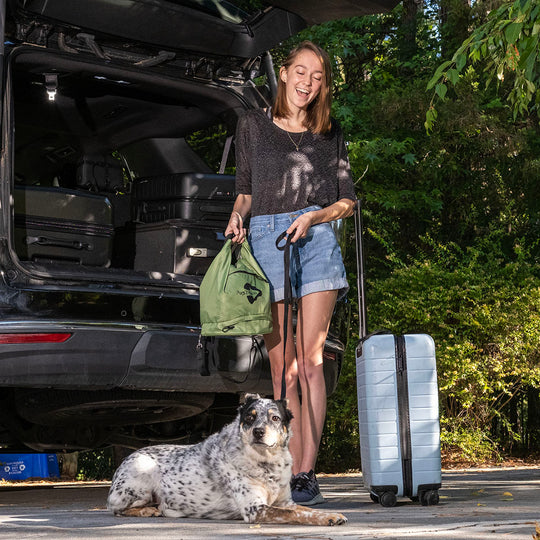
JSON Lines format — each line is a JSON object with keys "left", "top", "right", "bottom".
{"left": 238, "top": 394, "right": 293, "bottom": 452}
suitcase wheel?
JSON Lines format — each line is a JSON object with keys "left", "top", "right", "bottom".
{"left": 373, "top": 491, "right": 397, "bottom": 507}
{"left": 419, "top": 489, "right": 440, "bottom": 506}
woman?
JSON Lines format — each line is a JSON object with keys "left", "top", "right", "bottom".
{"left": 225, "top": 41, "right": 356, "bottom": 505}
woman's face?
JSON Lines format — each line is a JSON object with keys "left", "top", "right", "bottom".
{"left": 280, "top": 49, "right": 324, "bottom": 113}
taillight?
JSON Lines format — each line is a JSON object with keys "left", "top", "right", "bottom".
{"left": 0, "top": 333, "right": 72, "bottom": 344}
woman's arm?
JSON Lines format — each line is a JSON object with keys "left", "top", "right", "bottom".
{"left": 287, "top": 198, "right": 355, "bottom": 243}
{"left": 224, "top": 194, "right": 252, "bottom": 243}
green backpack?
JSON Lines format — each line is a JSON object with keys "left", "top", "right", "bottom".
{"left": 199, "top": 239, "right": 273, "bottom": 336}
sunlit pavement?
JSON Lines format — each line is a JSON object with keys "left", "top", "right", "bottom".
{"left": 0, "top": 468, "right": 538, "bottom": 539}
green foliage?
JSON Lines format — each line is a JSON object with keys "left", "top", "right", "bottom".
{"left": 318, "top": 339, "right": 361, "bottom": 472}
{"left": 366, "top": 243, "right": 540, "bottom": 460}
{"left": 76, "top": 448, "right": 114, "bottom": 481}
{"left": 426, "top": 0, "right": 540, "bottom": 131}
{"left": 186, "top": 124, "right": 235, "bottom": 174}
{"left": 275, "top": 14, "right": 400, "bottom": 88}
{"left": 440, "top": 423, "right": 499, "bottom": 463}
{"left": 346, "top": 57, "right": 540, "bottom": 274}
{"left": 321, "top": 235, "right": 540, "bottom": 469}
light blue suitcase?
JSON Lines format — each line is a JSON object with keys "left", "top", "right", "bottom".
{"left": 354, "top": 203, "right": 442, "bottom": 507}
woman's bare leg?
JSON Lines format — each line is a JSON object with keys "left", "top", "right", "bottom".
{"left": 295, "top": 290, "right": 338, "bottom": 473}
{"left": 264, "top": 301, "right": 303, "bottom": 473}
{"left": 264, "top": 290, "right": 337, "bottom": 474}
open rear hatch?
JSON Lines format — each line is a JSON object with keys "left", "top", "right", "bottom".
{"left": 3, "top": 0, "right": 400, "bottom": 293}
{"left": 7, "top": 0, "right": 399, "bottom": 58}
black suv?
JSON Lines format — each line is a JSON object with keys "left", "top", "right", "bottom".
{"left": 0, "top": 0, "right": 396, "bottom": 452}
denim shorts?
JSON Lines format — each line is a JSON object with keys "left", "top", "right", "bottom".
{"left": 248, "top": 206, "right": 349, "bottom": 303}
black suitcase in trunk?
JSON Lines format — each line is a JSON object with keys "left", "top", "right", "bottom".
{"left": 13, "top": 185, "right": 114, "bottom": 266}
{"left": 115, "top": 219, "right": 226, "bottom": 276}
{"left": 132, "top": 173, "right": 235, "bottom": 224}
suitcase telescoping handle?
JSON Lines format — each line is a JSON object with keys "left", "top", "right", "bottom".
{"left": 354, "top": 200, "right": 368, "bottom": 340}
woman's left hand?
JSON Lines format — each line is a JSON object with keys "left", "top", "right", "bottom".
{"left": 286, "top": 199, "right": 356, "bottom": 242}
{"left": 288, "top": 212, "right": 315, "bottom": 243}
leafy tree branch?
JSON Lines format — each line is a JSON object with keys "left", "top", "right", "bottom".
{"left": 426, "top": 0, "right": 540, "bottom": 132}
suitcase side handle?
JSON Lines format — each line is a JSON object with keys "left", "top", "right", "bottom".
{"left": 26, "top": 235, "right": 92, "bottom": 251}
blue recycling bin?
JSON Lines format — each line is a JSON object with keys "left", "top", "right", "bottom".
{"left": 0, "top": 453, "right": 60, "bottom": 480}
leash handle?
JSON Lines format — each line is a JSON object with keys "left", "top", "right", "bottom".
{"left": 275, "top": 230, "right": 294, "bottom": 401}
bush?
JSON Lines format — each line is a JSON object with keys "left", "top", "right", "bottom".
{"left": 318, "top": 339, "right": 361, "bottom": 472}
{"left": 319, "top": 239, "right": 540, "bottom": 470}
{"left": 368, "top": 245, "right": 540, "bottom": 461}
{"left": 76, "top": 448, "right": 115, "bottom": 481}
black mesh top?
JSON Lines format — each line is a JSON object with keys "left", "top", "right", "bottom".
{"left": 235, "top": 108, "right": 356, "bottom": 217}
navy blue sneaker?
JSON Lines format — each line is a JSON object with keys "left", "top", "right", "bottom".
{"left": 291, "top": 470, "right": 325, "bottom": 505}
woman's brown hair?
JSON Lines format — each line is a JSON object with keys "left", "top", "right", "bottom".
{"left": 273, "top": 41, "right": 332, "bottom": 135}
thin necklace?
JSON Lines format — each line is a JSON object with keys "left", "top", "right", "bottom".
{"left": 286, "top": 130, "right": 305, "bottom": 151}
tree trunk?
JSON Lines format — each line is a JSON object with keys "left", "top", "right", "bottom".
{"left": 397, "top": 0, "right": 423, "bottom": 66}
{"left": 527, "top": 387, "right": 540, "bottom": 451}
{"left": 59, "top": 451, "right": 78, "bottom": 480}
{"left": 440, "top": 0, "right": 472, "bottom": 58}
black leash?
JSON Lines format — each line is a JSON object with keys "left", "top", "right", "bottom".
{"left": 275, "top": 230, "right": 294, "bottom": 401}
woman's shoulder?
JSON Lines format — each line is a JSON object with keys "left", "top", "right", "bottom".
{"left": 239, "top": 107, "right": 268, "bottom": 123}
{"left": 330, "top": 117, "right": 344, "bottom": 133}
{"left": 313, "top": 117, "right": 344, "bottom": 141}
{"left": 236, "top": 108, "right": 270, "bottom": 134}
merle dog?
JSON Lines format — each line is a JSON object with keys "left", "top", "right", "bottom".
{"left": 107, "top": 394, "right": 347, "bottom": 525}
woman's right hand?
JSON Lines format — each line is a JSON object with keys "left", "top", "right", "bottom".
{"left": 225, "top": 211, "right": 246, "bottom": 243}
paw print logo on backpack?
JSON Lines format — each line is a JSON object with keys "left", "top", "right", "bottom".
{"left": 244, "top": 283, "right": 262, "bottom": 304}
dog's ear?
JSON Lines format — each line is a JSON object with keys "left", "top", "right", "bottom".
{"left": 276, "top": 398, "right": 294, "bottom": 424}
{"left": 241, "top": 393, "right": 261, "bottom": 404}
{"left": 238, "top": 393, "right": 260, "bottom": 416}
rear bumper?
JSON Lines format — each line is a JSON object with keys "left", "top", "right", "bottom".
{"left": 0, "top": 319, "right": 344, "bottom": 395}
{"left": 0, "top": 321, "right": 272, "bottom": 394}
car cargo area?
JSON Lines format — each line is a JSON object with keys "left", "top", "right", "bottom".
{"left": 9, "top": 47, "right": 245, "bottom": 286}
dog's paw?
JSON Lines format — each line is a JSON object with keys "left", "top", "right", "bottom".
{"left": 326, "top": 512, "right": 348, "bottom": 526}
{"left": 140, "top": 506, "right": 162, "bottom": 517}
{"left": 121, "top": 506, "right": 162, "bottom": 517}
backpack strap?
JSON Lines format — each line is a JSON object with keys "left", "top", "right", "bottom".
{"left": 275, "top": 230, "right": 294, "bottom": 401}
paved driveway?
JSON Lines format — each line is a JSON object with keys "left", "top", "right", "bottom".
{"left": 0, "top": 468, "right": 539, "bottom": 539}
